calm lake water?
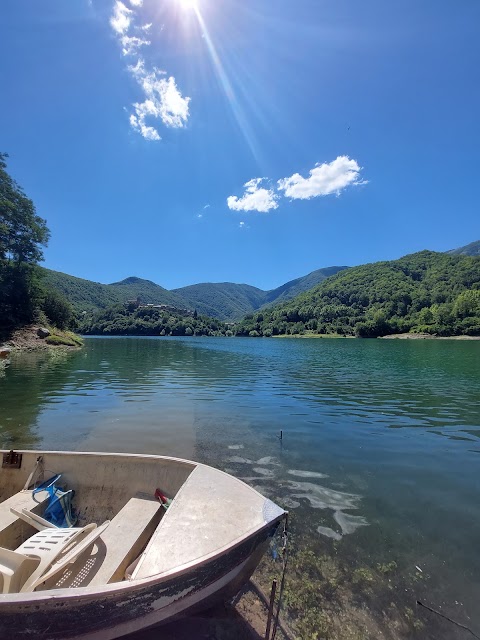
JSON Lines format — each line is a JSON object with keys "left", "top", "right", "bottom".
{"left": 1, "top": 336, "right": 479, "bottom": 636}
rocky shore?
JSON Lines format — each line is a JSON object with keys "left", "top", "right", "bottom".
{"left": 0, "top": 325, "right": 83, "bottom": 352}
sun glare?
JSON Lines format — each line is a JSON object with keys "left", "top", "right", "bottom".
{"left": 177, "top": 0, "right": 198, "bottom": 10}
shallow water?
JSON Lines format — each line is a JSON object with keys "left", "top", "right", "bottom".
{"left": 0, "top": 336, "right": 479, "bottom": 635}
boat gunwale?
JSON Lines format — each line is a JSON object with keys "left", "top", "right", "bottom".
{"left": 0, "top": 450, "right": 286, "bottom": 604}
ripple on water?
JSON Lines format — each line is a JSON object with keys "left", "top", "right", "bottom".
{"left": 288, "top": 481, "right": 360, "bottom": 511}
{"left": 334, "top": 511, "right": 369, "bottom": 535}
{"left": 281, "top": 497, "right": 301, "bottom": 509}
{"left": 256, "top": 456, "right": 279, "bottom": 465}
{"left": 317, "top": 526, "right": 342, "bottom": 541}
{"left": 227, "top": 456, "right": 252, "bottom": 464}
{"left": 287, "top": 469, "right": 329, "bottom": 479}
{"left": 253, "top": 467, "right": 275, "bottom": 477}
{"left": 228, "top": 444, "right": 244, "bottom": 450}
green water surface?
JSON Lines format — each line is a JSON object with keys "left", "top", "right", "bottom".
{"left": 0, "top": 337, "right": 479, "bottom": 636}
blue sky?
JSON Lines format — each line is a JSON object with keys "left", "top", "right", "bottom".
{"left": 1, "top": 0, "right": 479, "bottom": 291}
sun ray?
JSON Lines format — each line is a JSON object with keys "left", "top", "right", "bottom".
{"left": 192, "top": 5, "right": 261, "bottom": 165}
{"left": 177, "top": 0, "right": 198, "bottom": 10}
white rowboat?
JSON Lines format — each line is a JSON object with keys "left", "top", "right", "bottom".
{"left": 0, "top": 450, "right": 285, "bottom": 639}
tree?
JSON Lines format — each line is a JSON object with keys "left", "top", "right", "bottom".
{"left": 42, "top": 290, "right": 73, "bottom": 329}
{"left": 0, "top": 153, "right": 49, "bottom": 264}
{"left": 0, "top": 153, "right": 50, "bottom": 332}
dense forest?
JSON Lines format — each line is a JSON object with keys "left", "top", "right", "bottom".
{"left": 236, "top": 251, "right": 480, "bottom": 338}
{"left": 41, "top": 265, "right": 348, "bottom": 321}
{"left": 40, "top": 270, "right": 185, "bottom": 314}
{"left": 79, "top": 304, "right": 231, "bottom": 337}
{"left": 0, "top": 153, "right": 74, "bottom": 338}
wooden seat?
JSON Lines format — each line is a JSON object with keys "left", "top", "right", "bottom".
{"left": 89, "top": 496, "right": 162, "bottom": 586}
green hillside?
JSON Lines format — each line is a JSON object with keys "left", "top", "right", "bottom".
{"left": 40, "top": 265, "right": 348, "bottom": 322}
{"left": 80, "top": 304, "right": 229, "bottom": 337}
{"left": 172, "top": 282, "right": 266, "bottom": 320}
{"left": 447, "top": 240, "right": 480, "bottom": 257}
{"left": 236, "top": 251, "right": 480, "bottom": 338}
{"left": 262, "top": 266, "right": 348, "bottom": 307}
{"left": 40, "top": 269, "right": 186, "bottom": 313}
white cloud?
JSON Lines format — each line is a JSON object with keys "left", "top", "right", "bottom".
{"left": 129, "top": 114, "right": 161, "bottom": 140}
{"left": 227, "top": 178, "right": 279, "bottom": 213}
{"left": 239, "top": 221, "right": 247, "bottom": 229}
{"left": 203, "top": 204, "right": 211, "bottom": 209}
{"left": 110, "top": 0, "right": 132, "bottom": 35}
{"left": 109, "top": 3, "right": 190, "bottom": 142}
{"left": 127, "top": 60, "right": 190, "bottom": 139}
{"left": 277, "top": 156, "right": 365, "bottom": 200}
{"left": 121, "top": 34, "right": 150, "bottom": 56}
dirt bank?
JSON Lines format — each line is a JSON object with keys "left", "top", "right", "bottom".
{"left": 0, "top": 325, "right": 83, "bottom": 351}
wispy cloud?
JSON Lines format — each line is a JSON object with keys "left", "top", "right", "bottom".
{"left": 278, "top": 156, "right": 365, "bottom": 200}
{"left": 121, "top": 34, "right": 150, "bottom": 56}
{"left": 128, "top": 60, "right": 190, "bottom": 139}
{"left": 227, "top": 178, "right": 279, "bottom": 213}
{"left": 109, "top": 1, "right": 191, "bottom": 141}
{"left": 110, "top": 0, "right": 132, "bottom": 35}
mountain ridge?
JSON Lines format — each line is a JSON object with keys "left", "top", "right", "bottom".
{"left": 236, "top": 250, "right": 480, "bottom": 338}
{"left": 39, "top": 240, "right": 478, "bottom": 323}
{"left": 447, "top": 240, "right": 480, "bottom": 257}
{"left": 40, "top": 265, "right": 349, "bottom": 321}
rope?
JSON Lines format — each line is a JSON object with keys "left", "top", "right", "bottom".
{"left": 23, "top": 455, "right": 44, "bottom": 490}
{"left": 271, "top": 513, "right": 289, "bottom": 640}
{"left": 417, "top": 600, "right": 480, "bottom": 639}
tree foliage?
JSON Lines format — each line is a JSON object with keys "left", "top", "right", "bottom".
{"left": 0, "top": 153, "right": 49, "bottom": 264}
{"left": 79, "top": 305, "right": 230, "bottom": 337}
{"left": 235, "top": 251, "right": 480, "bottom": 338}
{"left": 0, "top": 153, "right": 50, "bottom": 333}
{"left": 41, "top": 289, "right": 73, "bottom": 330}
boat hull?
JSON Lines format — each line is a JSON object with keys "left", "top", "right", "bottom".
{"left": 0, "top": 521, "right": 279, "bottom": 640}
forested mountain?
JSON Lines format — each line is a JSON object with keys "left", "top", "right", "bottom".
{"left": 236, "top": 251, "right": 480, "bottom": 338}
{"left": 447, "top": 240, "right": 480, "bottom": 257}
{"left": 40, "top": 270, "right": 185, "bottom": 313}
{"left": 39, "top": 243, "right": 479, "bottom": 326}
{"left": 40, "top": 265, "right": 349, "bottom": 321}
{"left": 262, "top": 266, "right": 347, "bottom": 307}
{"left": 171, "top": 282, "right": 265, "bottom": 320}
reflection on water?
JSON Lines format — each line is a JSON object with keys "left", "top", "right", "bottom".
{"left": 0, "top": 336, "right": 479, "bottom": 635}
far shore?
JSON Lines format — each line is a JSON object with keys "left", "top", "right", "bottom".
{"left": 273, "top": 332, "right": 480, "bottom": 340}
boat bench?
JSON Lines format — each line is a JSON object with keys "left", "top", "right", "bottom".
{"left": 89, "top": 496, "right": 163, "bottom": 586}
{"left": 0, "top": 490, "right": 49, "bottom": 548}
{"left": 131, "top": 465, "right": 266, "bottom": 581}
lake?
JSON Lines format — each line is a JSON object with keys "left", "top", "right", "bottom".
{"left": 1, "top": 336, "right": 479, "bottom": 638}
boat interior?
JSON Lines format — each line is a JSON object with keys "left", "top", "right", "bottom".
{"left": 0, "top": 450, "right": 275, "bottom": 595}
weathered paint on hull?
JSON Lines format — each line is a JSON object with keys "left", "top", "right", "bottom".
{"left": 0, "top": 523, "right": 279, "bottom": 640}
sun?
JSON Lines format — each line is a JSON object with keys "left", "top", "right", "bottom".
{"left": 177, "top": 0, "right": 198, "bottom": 10}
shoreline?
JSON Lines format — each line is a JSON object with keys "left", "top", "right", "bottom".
{"left": 273, "top": 332, "right": 480, "bottom": 340}
{"left": 0, "top": 325, "right": 83, "bottom": 352}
